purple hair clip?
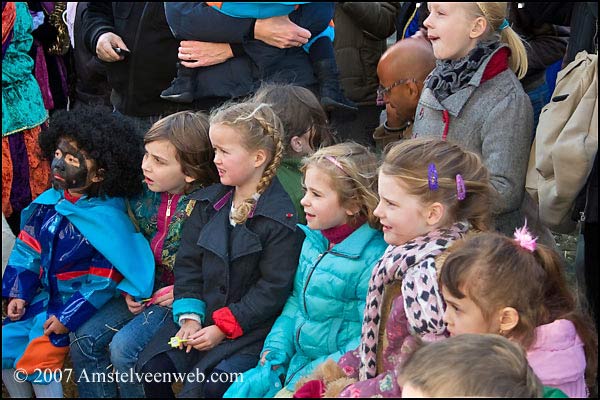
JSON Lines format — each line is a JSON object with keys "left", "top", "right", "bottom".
{"left": 513, "top": 220, "right": 538, "bottom": 252}
{"left": 456, "top": 174, "right": 466, "bottom": 201}
{"left": 428, "top": 163, "right": 439, "bottom": 191}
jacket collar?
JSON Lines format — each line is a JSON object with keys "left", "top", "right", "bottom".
{"left": 193, "top": 177, "right": 297, "bottom": 231}
{"left": 299, "top": 223, "right": 380, "bottom": 259}
{"left": 420, "top": 44, "right": 510, "bottom": 116}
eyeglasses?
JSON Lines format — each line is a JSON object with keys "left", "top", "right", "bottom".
{"left": 376, "top": 78, "right": 418, "bottom": 105}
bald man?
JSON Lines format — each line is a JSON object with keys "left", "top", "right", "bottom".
{"left": 373, "top": 34, "right": 436, "bottom": 150}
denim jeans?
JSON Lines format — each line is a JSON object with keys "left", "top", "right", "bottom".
{"left": 70, "top": 296, "right": 172, "bottom": 398}
{"left": 526, "top": 81, "right": 550, "bottom": 140}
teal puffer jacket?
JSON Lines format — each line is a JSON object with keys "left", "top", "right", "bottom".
{"left": 262, "top": 223, "right": 387, "bottom": 389}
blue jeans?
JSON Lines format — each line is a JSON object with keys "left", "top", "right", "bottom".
{"left": 70, "top": 296, "right": 172, "bottom": 398}
{"left": 526, "top": 81, "right": 550, "bottom": 140}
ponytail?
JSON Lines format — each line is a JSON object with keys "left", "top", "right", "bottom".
{"left": 500, "top": 27, "right": 528, "bottom": 79}
{"left": 441, "top": 231, "right": 597, "bottom": 389}
{"left": 475, "top": 2, "right": 528, "bottom": 79}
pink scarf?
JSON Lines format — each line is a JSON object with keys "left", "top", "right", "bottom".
{"left": 359, "top": 222, "right": 468, "bottom": 380}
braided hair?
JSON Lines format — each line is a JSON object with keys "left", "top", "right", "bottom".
{"left": 210, "top": 102, "right": 285, "bottom": 224}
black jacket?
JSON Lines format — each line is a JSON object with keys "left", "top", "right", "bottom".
{"left": 175, "top": 178, "right": 303, "bottom": 332}
{"left": 82, "top": 2, "right": 184, "bottom": 116}
{"left": 164, "top": 3, "right": 317, "bottom": 99}
{"left": 137, "top": 178, "right": 304, "bottom": 397}
{"left": 72, "top": 2, "right": 111, "bottom": 107}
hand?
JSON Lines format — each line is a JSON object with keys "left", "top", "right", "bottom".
{"left": 260, "top": 350, "right": 270, "bottom": 365}
{"left": 176, "top": 319, "right": 202, "bottom": 353}
{"left": 125, "top": 294, "right": 144, "bottom": 315}
{"left": 152, "top": 286, "right": 174, "bottom": 307}
{"left": 43, "top": 315, "right": 69, "bottom": 335}
{"left": 96, "top": 32, "right": 129, "bottom": 62}
{"left": 7, "top": 298, "right": 26, "bottom": 321}
{"left": 179, "top": 41, "right": 234, "bottom": 68}
{"left": 188, "top": 325, "right": 226, "bottom": 352}
{"left": 254, "top": 15, "right": 311, "bottom": 49}
{"left": 260, "top": 350, "right": 280, "bottom": 370}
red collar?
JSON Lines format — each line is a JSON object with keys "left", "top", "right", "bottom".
{"left": 481, "top": 47, "right": 510, "bottom": 83}
{"left": 64, "top": 190, "right": 82, "bottom": 203}
{"left": 321, "top": 217, "right": 366, "bottom": 247}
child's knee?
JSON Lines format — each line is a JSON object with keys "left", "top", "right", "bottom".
{"left": 108, "top": 334, "right": 136, "bottom": 369}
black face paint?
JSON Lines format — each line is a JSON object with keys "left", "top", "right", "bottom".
{"left": 51, "top": 139, "right": 90, "bottom": 190}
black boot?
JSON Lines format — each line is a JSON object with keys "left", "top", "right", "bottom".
{"left": 313, "top": 58, "right": 358, "bottom": 113}
{"left": 160, "top": 62, "right": 195, "bottom": 103}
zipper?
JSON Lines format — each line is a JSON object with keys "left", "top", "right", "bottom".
{"left": 302, "top": 252, "right": 326, "bottom": 317}
{"left": 301, "top": 250, "right": 348, "bottom": 317}
{"left": 152, "top": 193, "right": 174, "bottom": 259}
{"left": 286, "top": 362, "right": 308, "bottom": 386}
{"left": 289, "top": 248, "right": 354, "bottom": 386}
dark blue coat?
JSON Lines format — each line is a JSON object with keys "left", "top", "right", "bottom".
{"left": 137, "top": 178, "right": 304, "bottom": 397}
{"left": 165, "top": 3, "right": 317, "bottom": 99}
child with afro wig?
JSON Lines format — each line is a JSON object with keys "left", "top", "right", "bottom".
{"left": 2, "top": 106, "right": 155, "bottom": 398}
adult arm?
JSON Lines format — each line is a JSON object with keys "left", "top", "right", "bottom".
{"left": 81, "top": 2, "right": 125, "bottom": 62}
{"left": 166, "top": 3, "right": 309, "bottom": 48}
{"left": 338, "top": 2, "right": 400, "bottom": 40}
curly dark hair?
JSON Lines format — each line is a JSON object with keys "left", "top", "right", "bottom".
{"left": 39, "top": 106, "right": 144, "bottom": 198}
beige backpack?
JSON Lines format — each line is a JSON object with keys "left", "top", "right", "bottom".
{"left": 526, "top": 51, "right": 598, "bottom": 233}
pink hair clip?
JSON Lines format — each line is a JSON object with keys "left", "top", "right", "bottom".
{"left": 456, "top": 174, "right": 466, "bottom": 201}
{"left": 513, "top": 220, "right": 537, "bottom": 252}
{"left": 325, "top": 156, "right": 346, "bottom": 174}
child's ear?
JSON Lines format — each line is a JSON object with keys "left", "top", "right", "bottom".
{"left": 254, "top": 149, "right": 268, "bottom": 168}
{"left": 184, "top": 175, "right": 196, "bottom": 184}
{"left": 424, "top": 202, "right": 444, "bottom": 226}
{"left": 470, "top": 16, "right": 487, "bottom": 39}
{"left": 344, "top": 202, "right": 361, "bottom": 217}
{"left": 498, "top": 307, "right": 519, "bottom": 333}
{"left": 290, "top": 136, "right": 304, "bottom": 154}
{"left": 91, "top": 168, "right": 105, "bottom": 183}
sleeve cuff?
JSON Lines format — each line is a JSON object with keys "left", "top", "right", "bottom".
{"left": 173, "top": 298, "right": 206, "bottom": 325}
{"left": 230, "top": 43, "right": 245, "bottom": 57}
{"left": 212, "top": 307, "right": 243, "bottom": 339}
{"left": 178, "top": 313, "right": 202, "bottom": 326}
{"left": 248, "top": 19, "right": 256, "bottom": 40}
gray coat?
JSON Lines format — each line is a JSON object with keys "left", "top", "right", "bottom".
{"left": 413, "top": 46, "right": 534, "bottom": 235}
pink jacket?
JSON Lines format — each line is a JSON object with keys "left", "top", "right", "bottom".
{"left": 527, "top": 319, "right": 588, "bottom": 398}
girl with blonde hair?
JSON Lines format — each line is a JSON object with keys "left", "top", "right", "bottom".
{"left": 413, "top": 2, "right": 535, "bottom": 237}
{"left": 225, "top": 142, "right": 387, "bottom": 397}
{"left": 136, "top": 102, "right": 304, "bottom": 398}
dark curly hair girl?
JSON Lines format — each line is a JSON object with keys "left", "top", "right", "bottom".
{"left": 39, "top": 106, "right": 144, "bottom": 198}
